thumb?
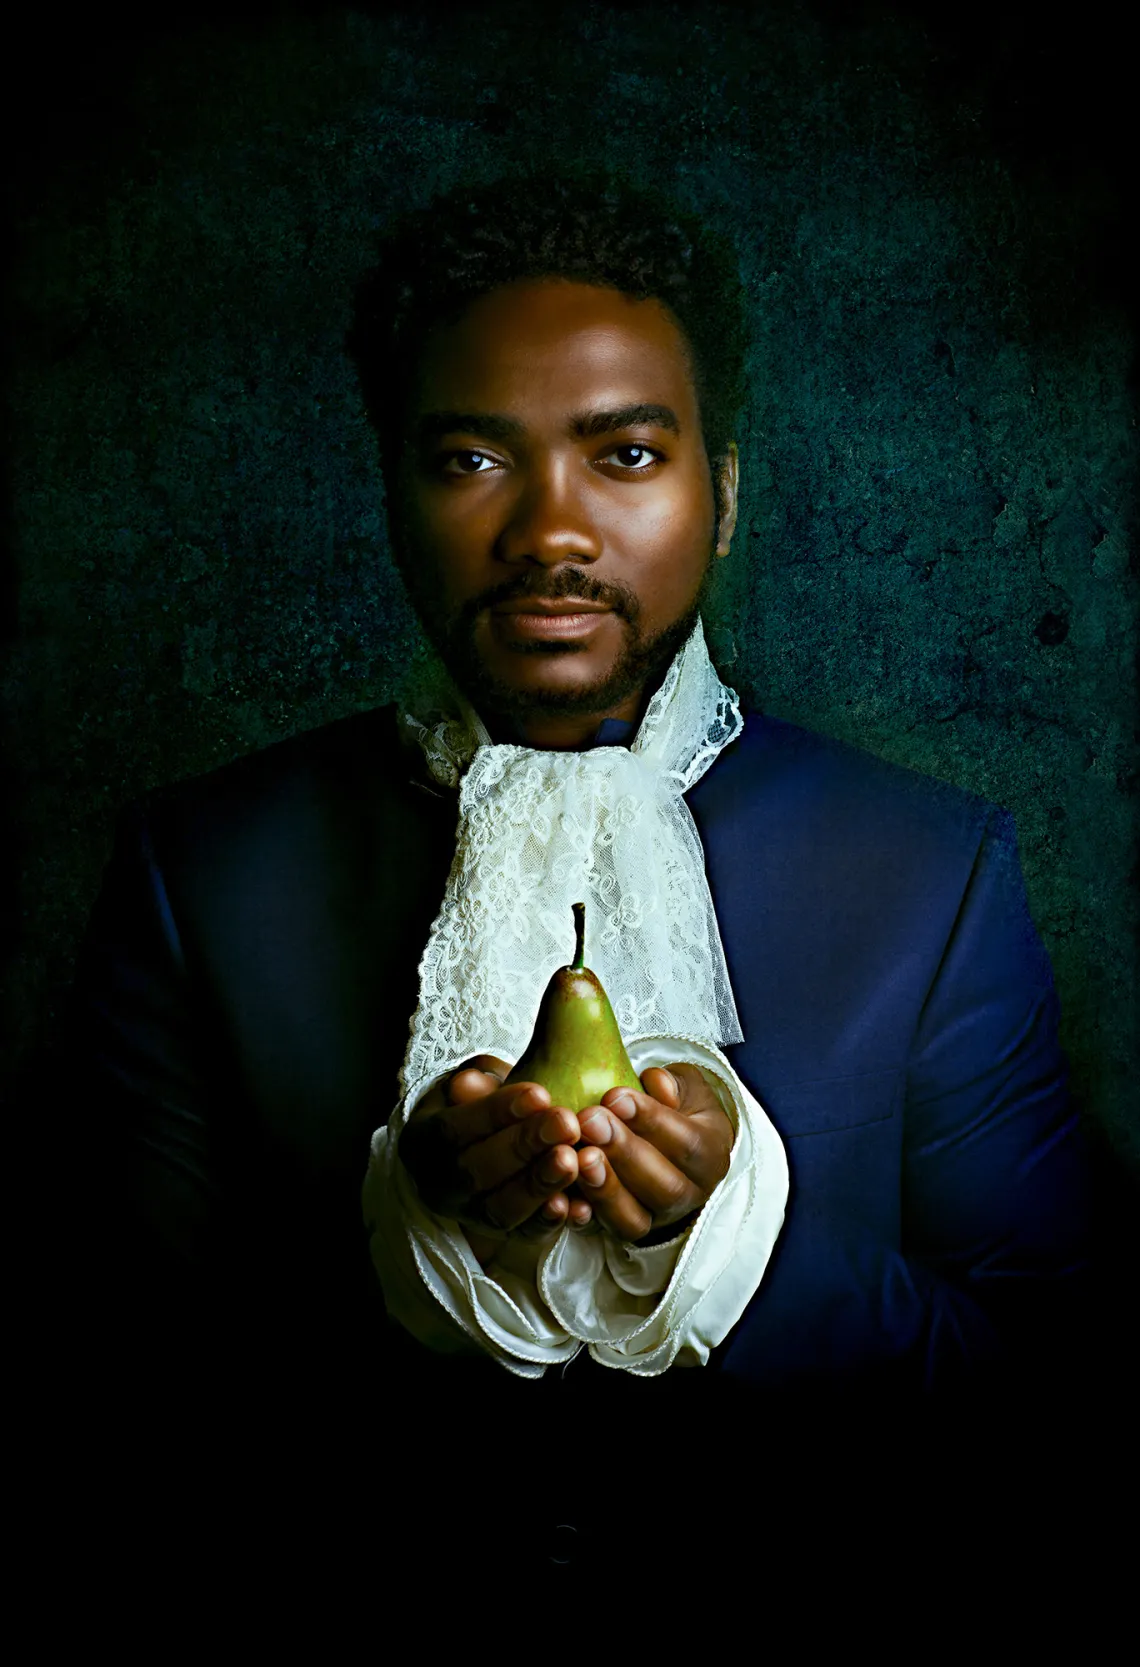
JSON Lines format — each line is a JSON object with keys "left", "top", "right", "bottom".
{"left": 447, "top": 1055, "right": 510, "bottom": 1103}
{"left": 665, "top": 1063, "right": 709, "bottom": 1109}
{"left": 641, "top": 1066, "right": 682, "bottom": 1106}
{"left": 462, "top": 1053, "right": 512, "bottom": 1080}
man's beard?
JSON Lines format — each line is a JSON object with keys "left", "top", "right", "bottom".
{"left": 403, "top": 554, "right": 718, "bottom": 725}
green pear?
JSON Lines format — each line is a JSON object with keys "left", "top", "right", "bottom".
{"left": 504, "top": 902, "right": 642, "bottom": 1112}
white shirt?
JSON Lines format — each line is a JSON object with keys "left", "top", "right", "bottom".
{"left": 363, "top": 1035, "right": 788, "bottom": 1378}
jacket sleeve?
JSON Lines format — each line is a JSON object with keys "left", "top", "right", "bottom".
{"left": 718, "top": 808, "right": 1092, "bottom": 1399}
{"left": 44, "top": 802, "right": 231, "bottom": 1315}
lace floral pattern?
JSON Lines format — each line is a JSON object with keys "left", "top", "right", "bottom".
{"left": 393, "top": 617, "right": 746, "bottom": 1117}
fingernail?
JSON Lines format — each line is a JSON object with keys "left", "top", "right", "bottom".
{"left": 539, "top": 1115, "right": 567, "bottom": 1146}
{"left": 579, "top": 1111, "right": 612, "bottom": 1145}
{"left": 608, "top": 1093, "right": 636, "bottom": 1119}
{"left": 514, "top": 1086, "right": 548, "bottom": 1116}
{"left": 662, "top": 1071, "right": 680, "bottom": 1098}
{"left": 579, "top": 1157, "right": 604, "bottom": 1187}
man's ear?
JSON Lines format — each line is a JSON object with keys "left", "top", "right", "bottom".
{"left": 715, "top": 443, "right": 739, "bottom": 557}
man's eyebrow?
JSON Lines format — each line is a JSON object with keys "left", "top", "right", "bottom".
{"left": 414, "top": 411, "right": 525, "bottom": 445}
{"left": 569, "top": 403, "right": 681, "bottom": 439}
{"left": 414, "top": 402, "right": 682, "bottom": 446}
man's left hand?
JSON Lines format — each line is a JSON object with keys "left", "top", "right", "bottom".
{"left": 571, "top": 1064, "right": 734, "bottom": 1242}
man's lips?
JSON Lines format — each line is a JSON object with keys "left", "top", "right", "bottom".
{"left": 489, "top": 601, "right": 614, "bottom": 639}
{"left": 491, "top": 600, "right": 612, "bottom": 616}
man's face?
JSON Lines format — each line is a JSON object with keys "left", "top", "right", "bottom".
{"left": 392, "top": 278, "right": 736, "bottom": 743}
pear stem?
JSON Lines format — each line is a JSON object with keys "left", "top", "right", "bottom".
{"left": 571, "top": 902, "right": 586, "bottom": 971}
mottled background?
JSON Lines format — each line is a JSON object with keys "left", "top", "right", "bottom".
{"left": 4, "top": 1, "right": 1136, "bottom": 1220}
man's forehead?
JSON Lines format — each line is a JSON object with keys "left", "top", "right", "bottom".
{"left": 436, "top": 275, "right": 680, "bottom": 331}
{"left": 409, "top": 280, "right": 699, "bottom": 430}
{"left": 417, "top": 278, "right": 691, "bottom": 369}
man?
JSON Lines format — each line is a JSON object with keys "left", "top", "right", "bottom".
{"left": 48, "top": 170, "right": 1089, "bottom": 1575}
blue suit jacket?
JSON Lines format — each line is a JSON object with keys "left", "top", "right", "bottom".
{"left": 26, "top": 696, "right": 1101, "bottom": 1587}
{"left": 48, "top": 701, "right": 1089, "bottom": 1419}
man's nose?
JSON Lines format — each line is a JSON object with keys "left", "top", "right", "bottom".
{"left": 495, "top": 465, "right": 603, "bottom": 567}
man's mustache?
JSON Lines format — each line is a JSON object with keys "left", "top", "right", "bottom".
{"left": 462, "top": 571, "right": 639, "bottom": 623}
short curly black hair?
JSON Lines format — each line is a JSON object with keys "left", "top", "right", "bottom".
{"left": 346, "top": 167, "right": 749, "bottom": 508}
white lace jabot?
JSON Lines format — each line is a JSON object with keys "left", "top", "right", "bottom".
{"left": 363, "top": 615, "right": 789, "bottom": 1377}
{"left": 393, "top": 616, "right": 744, "bottom": 1111}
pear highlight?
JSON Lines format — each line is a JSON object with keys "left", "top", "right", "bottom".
{"left": 504, "top": 902, "right": 642, "bottom": 1112}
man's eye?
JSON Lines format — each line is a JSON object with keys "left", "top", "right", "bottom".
{"left": 442, "top": 450, "right": 498, "bottom": 474}
{"left": 603, "top": 445, "right": 661, "bottom": 470}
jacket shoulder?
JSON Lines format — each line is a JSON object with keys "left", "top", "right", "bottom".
{"left": 141, "top": 703, "right": 402, "bottom": 825}
{"left": 698, "top": 706, "right": 1004, "bottom": 859}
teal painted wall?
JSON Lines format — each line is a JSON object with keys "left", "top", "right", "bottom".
{"left": 4, "top": 3, "right": 1136, "bottom": 1188}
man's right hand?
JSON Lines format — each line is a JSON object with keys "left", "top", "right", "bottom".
{"left": 397, "top": 1055, "right": 586, "bottom": 1263}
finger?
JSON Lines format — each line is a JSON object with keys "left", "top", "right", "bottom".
{"left": 567, "top": 1193, "right": 594, "bottom": 1228}
{"left": 574, "top": 1148, "right": 654, "bottom": 1241}
{"left": 406, "top": 1061, "right": 522, "bottom": 1130}
{"left": 639, "top": 1066, "right": 681, "bottom": 1108}
{"left": 459, "top": 1104, "right": 581, "bottom": 1196}
{"left": 543, "top": 1190, "right": 571, "bottom": 1226}
{"left": 518, "top": 1189, "right": 571, "bottom": 1241}
{"left": 585, "top": 1095, "right": 712, "bottom": 1190}
{"left": 447, "top": 1055, "right": 513, "bottom": 1101}
{"left": 559, "top": 1184, "right": 595, "bottom": 1230}
{"left": 598, "top": 1079, "right": 731, "bottom": 1190}
{"left": 481, "top": 1146, "right": 580, "bottom": 1232}
{"left": 465, "top": 1055, "right": 514, "bottom": 1078}
{"left": 400, "top": 1082, "right": 559, "bottom": 1214}
{"left": 464, "top": 1192, "right": 571, "bottom": 1260}
{"left": 441, "top": 1079, "right": 555, "bottom": 1149}
{"left": 608, "top": 1064, "right": 717, "bottom": 1121}
{"left": 593, "top": 1116, "right": 704, "bottom": 1221}
{"left": 661, "top": 1062, "right": 720, "bottom": 1110}
{"left": 447, "top": 1069, "right": 501, "bottom": 1103}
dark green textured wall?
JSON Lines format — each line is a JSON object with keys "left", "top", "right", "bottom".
{"left": 4, "top": 3, "right": 1136, "bottom": 1184}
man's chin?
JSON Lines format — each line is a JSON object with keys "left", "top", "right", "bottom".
{"left": 439, "top": 606, "right": 702, "bottom": 725}
{"left": 449, "top": 654, "right": 644, "bottom": 722}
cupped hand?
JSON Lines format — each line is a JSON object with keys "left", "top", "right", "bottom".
{"left": 570, "top": 1063, "right": 734, "bottom": 1242}
{"left": 398, "top": 1054, "right": 587, "bottom": 1264}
